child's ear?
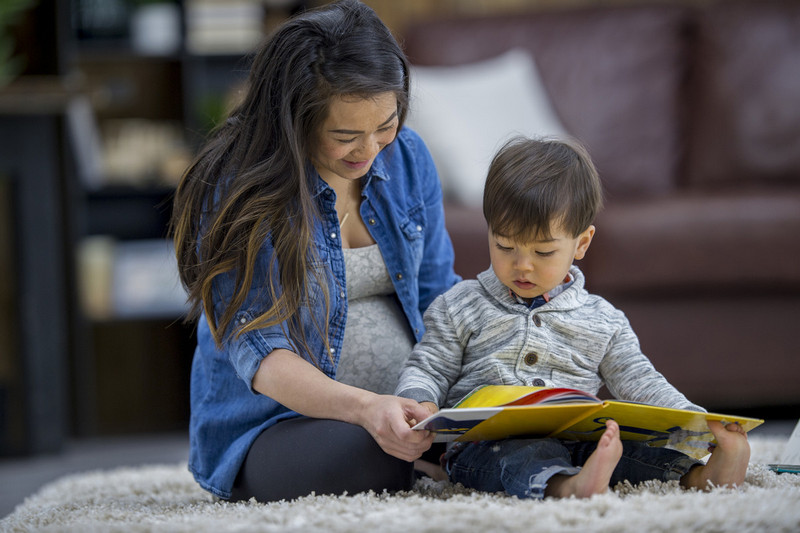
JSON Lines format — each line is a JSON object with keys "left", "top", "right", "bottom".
{"left": 573, "top": 225, "right": 595, "bottom": 260}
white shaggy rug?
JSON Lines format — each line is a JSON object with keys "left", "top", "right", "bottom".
{"left": 2, "top": 436, "right": 799, "bottom": 533}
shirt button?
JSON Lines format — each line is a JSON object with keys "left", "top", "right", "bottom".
{"left": 329, "top": 347, "right": 335, "bottom": 354}
{"left": 532, "top": 315, "right": 542, "bottom": 327}
{"left": 416, "top": 225, "right": 422, "bottom": 232}
{"left": 524, "top": 352, "right": 538, "bottom": 365}
{"left": 239, "top": 317, "right": 247, "bottom": 325}
{"left": 395, "top": 273, "right": 403, "bottom": 281}
{"left": 532, "top": 378, "right": 546, "bottom": 387}
{"left": 368, "top": 218, "right": 376, "bottom": 225}
{"left": 340, "top": 291, "right": 345, "bottom": 298}
{"left": 330, "top": 232, "right": 337, "bottom": 239}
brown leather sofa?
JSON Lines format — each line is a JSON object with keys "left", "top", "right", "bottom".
{"left": 402, "top": 0, "right": 800, "bottom": 412}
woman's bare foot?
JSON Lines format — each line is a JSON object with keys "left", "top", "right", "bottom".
{"left": 414, "top": 459, "right": 448, "bottom": 481}
{"left": 545, "top": 419, "right": 623, "bottom": 499}
{"left": 680, "top": 420, "right": 750, "bottom": 490}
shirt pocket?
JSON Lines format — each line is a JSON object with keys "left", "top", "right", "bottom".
{"left": 399, "top": 204, "right": 425, "bottom": 269}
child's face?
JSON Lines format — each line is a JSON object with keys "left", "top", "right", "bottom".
{"left": 488, "top": 223, "right": 595, "bottom": 301}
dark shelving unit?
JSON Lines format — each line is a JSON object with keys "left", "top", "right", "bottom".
{"left": 1, "top": 0, "right": 307, "bottom": 450}
{"left": 67, "top": 1, "right": 263, "bottom": 438}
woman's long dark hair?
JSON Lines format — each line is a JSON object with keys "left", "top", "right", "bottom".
{"left": 171, "top": 0, "right": 410, "bottom": 361}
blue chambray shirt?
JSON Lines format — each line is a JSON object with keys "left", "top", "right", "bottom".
{"left": 189, "top": 127, "right": 461, "bottom": 499}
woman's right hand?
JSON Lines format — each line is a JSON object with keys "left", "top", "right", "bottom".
{"left": 357, "top": 394, "right": 436, "bottom": 462}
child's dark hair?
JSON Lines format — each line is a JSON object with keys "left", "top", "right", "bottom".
{"left": 483, "top": 136, "right": 603, "bottom": 241}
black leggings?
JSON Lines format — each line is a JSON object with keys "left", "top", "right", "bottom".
{"left": 230, "top": 417, "right": 415, "bottom": 502}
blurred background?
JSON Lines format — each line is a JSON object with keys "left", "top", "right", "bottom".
{"left": 1, "top": 0, "right": 798, "bottom": 494}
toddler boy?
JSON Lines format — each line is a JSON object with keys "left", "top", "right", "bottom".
{"left": 396, "top": 137, "right": 749, "bottom": 499}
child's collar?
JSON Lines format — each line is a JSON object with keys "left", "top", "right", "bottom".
{"left": 508, "top": 272, "right": 575, "bottom": 308}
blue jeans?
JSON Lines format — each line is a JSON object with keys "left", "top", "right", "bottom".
{"left": 445, "top": 438, "right": 701, "bottom": 499}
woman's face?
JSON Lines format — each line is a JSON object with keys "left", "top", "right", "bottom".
{"left": 312, "top": 92, "right": 399, "bottom": 185}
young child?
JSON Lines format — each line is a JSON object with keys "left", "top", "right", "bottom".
{"left": 395, "top": 137, "right": 750, "bottom": 499}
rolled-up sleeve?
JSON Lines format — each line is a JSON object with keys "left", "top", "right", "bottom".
{"left": 209, "top": 241, "right": 297, "bottom": 393}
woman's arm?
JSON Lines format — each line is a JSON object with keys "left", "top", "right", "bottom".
{"left": 253, "top": 348, "right": 435, "bottom": 462}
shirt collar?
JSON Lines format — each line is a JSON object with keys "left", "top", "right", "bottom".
{"left": 309, "top": 153, "right": 391, "bottom": 199}
{"left": 369, "top": 149, "right": 391, "bottom": 182}
{"left": 508, "top": 271, "right": 575, "bottom": 309}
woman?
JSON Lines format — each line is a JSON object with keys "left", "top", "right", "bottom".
{"left": 171, "top": 0, "right": 459, "bottom": 502}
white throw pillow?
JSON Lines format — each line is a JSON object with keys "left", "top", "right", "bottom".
{"left": 407, "top": 49, "right": 568, "bottom": 207}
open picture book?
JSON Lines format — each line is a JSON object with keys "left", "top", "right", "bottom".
{"left": 412, "top": 385, "right": 764, "bottom": 460}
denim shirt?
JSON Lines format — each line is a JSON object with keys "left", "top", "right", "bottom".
{"left": 189, "top": 127, "right": 461, "bottom": 498}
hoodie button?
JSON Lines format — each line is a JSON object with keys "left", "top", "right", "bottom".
{"left": 532, "top": 315, "right": 542, "bottom": 327}
{"left": 524, "top": 352, "right": 538, "bottom": 365}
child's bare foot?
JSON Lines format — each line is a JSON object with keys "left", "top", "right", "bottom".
{"left": 545, "top": 419, "right": 623, "bottom": 499}
{"left": 680, "top": 420, "right": 750, "bottom": 490}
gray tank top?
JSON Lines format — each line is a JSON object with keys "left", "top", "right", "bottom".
{"left": 337, "top": 244, "right": 416, "bottom": 395}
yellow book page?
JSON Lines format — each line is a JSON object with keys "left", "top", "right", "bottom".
{"left": 454, "top": 385, "right": 547, "bottom": 408}
{"left": 456, "top": 403, "right": 604, "bottom": 442}
{"left": 555, "top": 401, "right": 764, "bottom": 460}
{"left": 454, "top": 385, "right": 600, "bottom": 408}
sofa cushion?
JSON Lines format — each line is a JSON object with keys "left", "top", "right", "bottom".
{"left": 582, "top": 190, "right": 800, "bottom": 293}
{"left": 684, "top": 1, "right": 800, "bottom": 188}
{"left": 402, "top": 5, "right": 686, "bottom": 199}
{"left": 407, "top": 50, "right": 568, "bottom": 207}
